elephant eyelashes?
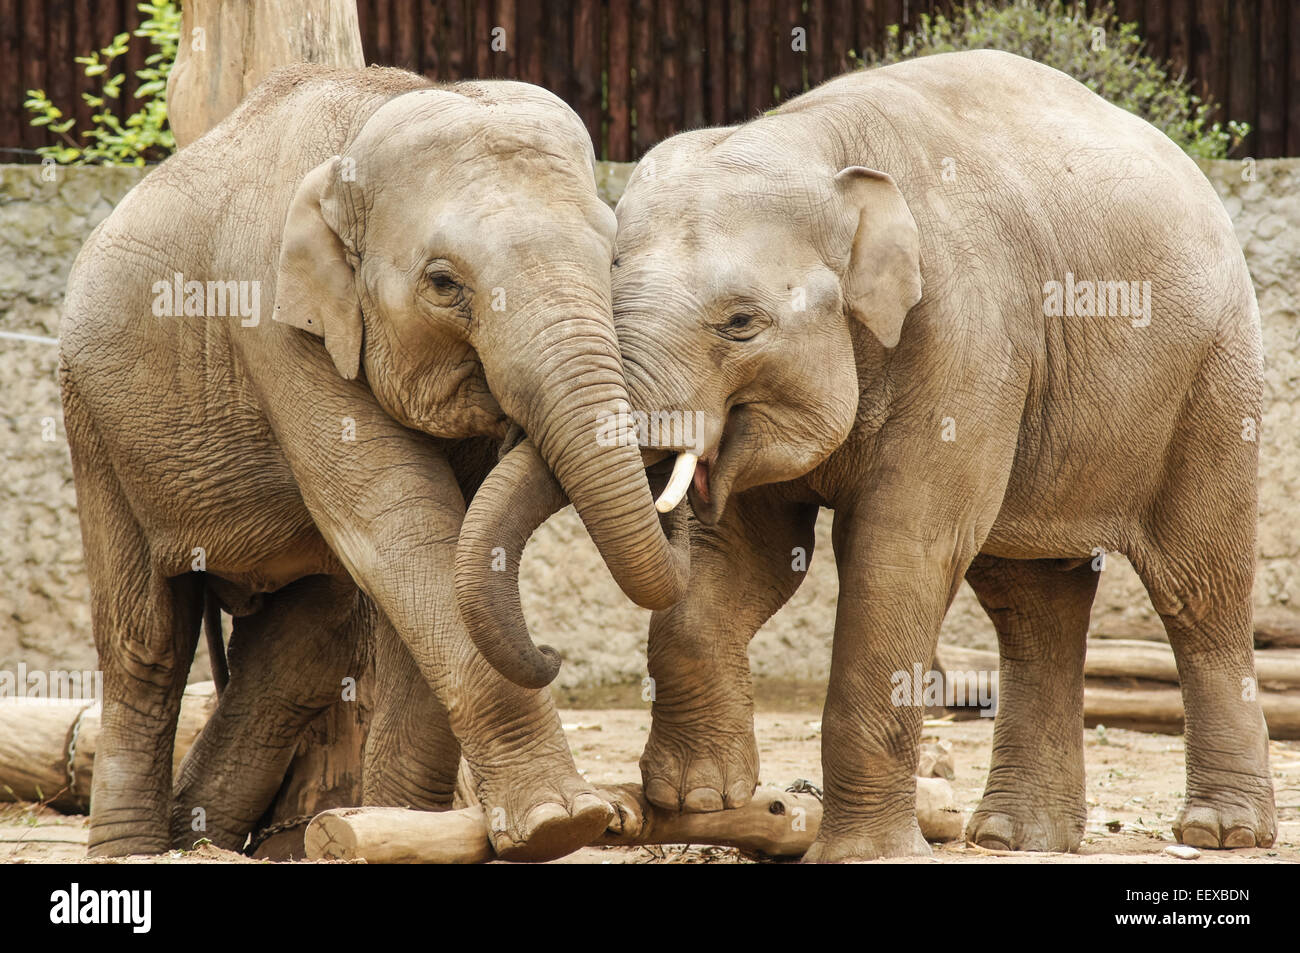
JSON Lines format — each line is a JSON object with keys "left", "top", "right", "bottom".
{"left": 716, "top": 312, "right": 765, "bottom": 340}
{"left": 423, "top": 260, "right": 466, "bottom": 305}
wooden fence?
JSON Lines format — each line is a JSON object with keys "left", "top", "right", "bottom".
{"left": 1, "top": 1, "right": 1296, "bottom": 160}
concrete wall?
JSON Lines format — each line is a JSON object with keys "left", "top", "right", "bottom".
{"left": 2, "top": 159, "right": 1296, "bottom": 688}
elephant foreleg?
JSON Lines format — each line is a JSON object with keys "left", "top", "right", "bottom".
{"left": 641, "top": 489, "right": 818, "bottom": 814}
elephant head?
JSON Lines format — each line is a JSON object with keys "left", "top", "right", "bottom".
{"left": 273, "top": 81, "right": 686, "bottom": 686}
{"left": 609, "top": 127, "right": 923, "bottom": 524}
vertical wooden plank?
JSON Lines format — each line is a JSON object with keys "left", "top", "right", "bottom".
{"left": 1166, "top": 0, "right": 1193, "bottom": 78}
{"left": 631, "top": 0, "right": 656, "bottom": 154}
{"left": 444, "top": 0, "right": 468, "bottom": 78}
{"left": 745, "top": 0, "right": 771, "bottom": 117}
{"left": 1116, "top": 0, "right": 1141, "bottom": 28}
{"left": 373, "top": 0, "right": 393, "bottom": 68}
{"left": 830, "top": 0, "right": 857, "bottom": 73}
{"left": 473, "top": 0, "right": 493, "bottom": 76}
{"left": 1192, "top": 0, "right": 1229, "bottom": 113}
{"left": 121, "top": 0, "right": 146, "bottom": 121}
{"left": 515, "top": 0, "right": 541, "bottom": 84}
{"left": 1142, "top": 0, "right": 1169, "bottom": 65}
{"left": 1256, "top": 0, "right": 1285, "bottom": 156}
{"left": 545, "top": 0, "right": 573, "bottom": 105}
{"left": 0, "top": 0, "right": 23, "bottom": 157}
{"left": 44, "top": 1, "right": 76, "bottom": 152}
{"left": 1227, "top": 0, "right": 1258, "bottom": 157}
{"left": 1288, "top": 2, "right": 1300, "bottom": 155}
{"left": 493, "top": 0, "right": 517, "bottom": 78}
{"left": 572, "top": 0, "right": 602, "bottom": 147}
{"left": 655, "top": 0, "right": 680, "bottom": 139}
{"left": 725, "top": 0, "right": 746, "bottom": 123}
{"left": 705, "top": 0, "right": 726, "bottom": 124}
{"left": 391, "top": 0, "right": 417, "bottom": 71}
{"left": 356, "top": 0, "right": 374, "bottom": 64}
{"left": 681, "top": 0, "right": 705, "bottom": 130}
{"left": 607, "top": 0, "right": 631, "bottom": 160}
{"left": 23, "top": 0, "right": 46, "bottom": 152}
{"left": 806, "top": 0, "right": 829, "bottom": 89}
{"left": 419, "top": 0, "right": 443, "bottom": 77}
{"left": 775, "top": 0, "right": 803, "bottom": 102}
{"left": 856, "top": 0, "right": 880, "bottom": 66}
{"left": 68, "top": 0, "right": 96, "bottom": 140}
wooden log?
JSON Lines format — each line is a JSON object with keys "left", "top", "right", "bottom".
{"left": 0, "top": 682, "right": 216, "bottom": 812}
{"left": 304, "top": 777, "right": 964, "bottom": 863}
{"left": 306, "top": 805, "right": 493, "bottom": 864}
{"left": 940, "top": 642, "right": 1300, "bottom": 692}
{"left": 1084, "top": 684, "right": 1300, "bottom": 739}
{"left": 166, "top": 0, "right": 365, "bottom": 149}
{"left": 1085, "top": 640, "right": 1300, "bottom": 691}
{"left": 1254, "top": 610, "right": 1300, "bottom": 650}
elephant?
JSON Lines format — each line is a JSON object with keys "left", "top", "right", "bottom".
{"left": 59, "top": 64, "right": 685, "bottom": 860}
{"left": 466, "top": 50, "right": 1276, "bottom": 861}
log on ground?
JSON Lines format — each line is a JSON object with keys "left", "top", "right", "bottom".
{"left": 303, "top": 777, "right": 964, "bottom": 863}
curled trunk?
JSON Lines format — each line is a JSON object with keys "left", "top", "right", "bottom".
{"left": 457, "top": 311, "right": 689, "bottom": 689}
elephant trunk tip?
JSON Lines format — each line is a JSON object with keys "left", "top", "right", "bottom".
{"left": 506, "top": 643, "right": 563, "bottom": 690}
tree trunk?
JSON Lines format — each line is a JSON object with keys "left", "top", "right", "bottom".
{"left": 167, "top": 0, "right": 365, "bottom": 148}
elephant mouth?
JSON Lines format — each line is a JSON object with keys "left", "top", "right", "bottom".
{"left": 649, "top": 413, "right": 739, "bottom": 527}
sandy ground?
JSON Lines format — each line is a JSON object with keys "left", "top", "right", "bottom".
{"left": 2, "top": 705, "right": 1297, "bottom": 865}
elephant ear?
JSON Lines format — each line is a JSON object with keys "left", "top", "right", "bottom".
{"left": 834, "top": 166, "right": 922, "bottom": 349}
{"left": 273, "top": 156, "right": 363, "bottom": 380}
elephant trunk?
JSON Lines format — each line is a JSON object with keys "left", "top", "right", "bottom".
{"left": 457, "top": 311, "right": 689, "bottom": 689}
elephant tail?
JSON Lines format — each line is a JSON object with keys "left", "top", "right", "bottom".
{"left": 203, "top": 585, "right": 229, "bottom": 697}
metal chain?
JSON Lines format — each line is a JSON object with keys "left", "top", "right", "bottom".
{"left": 245, "top": 814, "right": 315, "bottom": 855}
{"left": 64, "top": 703, "right": 96, "bottom": 800}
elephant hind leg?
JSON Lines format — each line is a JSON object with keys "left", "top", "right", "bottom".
{"left": 170, "top": 574, "right": 364, "bottom": 851}
{"left": 1127, "top": 350, "right": 1274, "bottom": 849}
{"left": 963, "top": 555, "right": 1098, "bottom": 852}
{"left": 67, "top": 411, "right": 204, "bottom": 857}
{"left": 363, "top": 613, "right": 460, "bottom": 810}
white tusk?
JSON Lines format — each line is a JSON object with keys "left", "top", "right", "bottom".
{"left": 654, "top": 452, "right": 699, "bottom": 513}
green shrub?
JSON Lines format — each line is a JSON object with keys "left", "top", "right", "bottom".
{"left": 856, "top": 0, "right": 1249, "bottom": 159}
{"left": 24, "top": 1, "right": 180, "bottom": 165}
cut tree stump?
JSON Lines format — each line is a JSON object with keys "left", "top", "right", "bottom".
{"left": 303, "top": 777, "right": 964, "bottom": 863}
{"left": 0, "top": 682, "right": 216, "bottom": 812}
{"left": 167, "top": 0, "right": 365, "bottom": 148}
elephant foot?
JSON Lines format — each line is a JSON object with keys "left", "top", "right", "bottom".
{"left": 1174, "top": 798, "right": 1275, "bottom": 849}
{"left": 966, "top": 801, "right": 1083, "bottom": 853}
{"left": 473, "top": 761, "right": 612, "bottom": 862}
{"left": 87, "top": 832, "right": 170, "bottom": 859}
{"left": 803, "top": 820, "right": 931, "bottom": 863}
{"left": 639, "top": 718, "right": 759, "bottom": 813}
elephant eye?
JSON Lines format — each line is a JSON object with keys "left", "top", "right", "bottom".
{"left": 424, "top": 261, "right": 464, "bottom": 302}
{"left": 717, "top": 312, "right": 763, "bottom": 340}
